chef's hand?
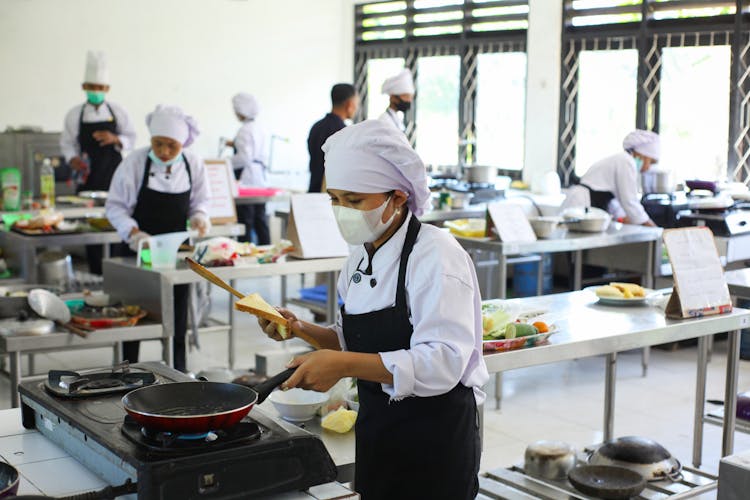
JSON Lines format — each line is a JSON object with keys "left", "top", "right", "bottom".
{"left": 189, "top": 214, "right": 211, "bottom": 237}
{"left": 258, "top": 308, "right": 301, "bottom": 341}
{"left": 128, "top": 230, "right": 151, "bottom": 252}
{"left": 92, "top": 130, "right": 120, "bottom": 147}
{"left": 69, "top": 156, "right": 87, "bottom": 172}
{"left": 283, "top": 350, "right": 344, "bottom": 392}
{"left": 225, "top": 140, "right": 234, "bottom": 148}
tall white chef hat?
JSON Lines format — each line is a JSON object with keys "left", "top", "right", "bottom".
{"left": 146, "top": 105, "right": 200, "bottom": 148}
{"left": 322, "top": 119, "right": 430, "bottom": 216}
{"left": 83, "top": 50, "right": 109, "bottom": 85}
{"left": 232, "top": 93, "right": 259, "bottom": 120}
{"left": 623, "top": 130, "right": 660, "bottom": 161}
{"left": 381, "top": 69, "right": 415, "bottom": 96}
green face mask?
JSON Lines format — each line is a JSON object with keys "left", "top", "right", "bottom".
{"left": 86, "top": 91, "right": 106, "bottom": 105}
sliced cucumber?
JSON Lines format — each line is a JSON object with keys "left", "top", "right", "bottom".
{"left": 505, "top": 323, "right": 538, "bottom": 339}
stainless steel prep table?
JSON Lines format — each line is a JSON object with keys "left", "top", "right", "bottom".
{"left": 483, "top": 291, "right": 750, "bottom": 467}
{"left": 0, "top": 322, "right": 163, "bottom": 408}
{"left": 103, "top": 256, "right": 346, "bottom": 369}
{"left": 0, "top": 407, "right": 356, "bottom": 499}
{"left": 455, "top": 223, "right": 663, "bottom": 299}
{"left": 0, "top": 223, "right": 245, "bottom": 282}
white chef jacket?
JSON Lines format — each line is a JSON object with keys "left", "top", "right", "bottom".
{"left": 331, "top": 212, "right": 489, "bottom": 403}
{"left": 565, "top": 151, "right": 650, "bottom": 225}
{"left": 378, "top": 108, "right": 405, "bottom": 132}
{"left": 231, "top": 119, "right": 268, "bottom": 187}
{"left": 105, "top": 147, "right": 210, "bottom": 241}
{"left": 60, "top": 101, "right": 136, "bottom": 162}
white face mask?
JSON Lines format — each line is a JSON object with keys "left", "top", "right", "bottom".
{"left": 332, "top": 196, "right": 397, "bottom": 245}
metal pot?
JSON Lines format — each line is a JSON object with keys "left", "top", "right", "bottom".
{"left": 524, "top": 440, "right": 576, "bottom": 480}
{"left": 464, "top": 165, "right": 496, "bottom": 184}
{"left": 588, "top": 436, "right": 682, "bottom": 482}
{"left": 450, "top": 192, "right": 474, "bottom": 209}
{"left": 642, "top": 170, "right": 674, "bottom": 194}
{"left": 37, "top": 251, "right": 74, "bottom": 289}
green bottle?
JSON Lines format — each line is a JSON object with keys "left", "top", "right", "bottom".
{"left": 40, "top": 159, "right": 55, "bottom": 209}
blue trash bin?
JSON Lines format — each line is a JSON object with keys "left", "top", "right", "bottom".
{"left": 513, "top": 255, "right": 553, "bottom": 298}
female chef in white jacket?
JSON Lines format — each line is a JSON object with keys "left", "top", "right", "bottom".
{"left": 106, "top": 105, "right": 211, "bottom": 371}
{"left": 258, "top": 120, "right": 488, "bottom": 500}
{"left": 564, "top": 129, "right": 659, "bottom": 226}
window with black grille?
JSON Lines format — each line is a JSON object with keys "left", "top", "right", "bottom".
{"left": 354, "top": 1, "right": 529, "bottom": 173}
{"left": 559, "top": 0, "right": 750, "bottom": 186}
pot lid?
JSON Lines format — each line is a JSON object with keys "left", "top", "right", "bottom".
{"left": 595, "top": 436, "right": 672, "bottom": 464}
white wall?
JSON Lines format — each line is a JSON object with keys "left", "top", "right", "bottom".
{"left": 523, "top": 0, "right": 562, "bottom": 185}
{"left": 0, "top": 0, "right": 357, "bottom": 189}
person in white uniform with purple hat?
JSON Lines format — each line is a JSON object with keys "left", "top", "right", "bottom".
{"left": 257, "top": 119, "right": 488, "bottom": 499}
{"left": 564, "top": 129, "right": 660, "bottom": 226}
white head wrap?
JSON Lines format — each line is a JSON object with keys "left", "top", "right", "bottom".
{"left": 84, "top": 50, "right": 109, "bottom": 85}
{"left": 322, "top": 120, "right": 430, "bottom": 216}
{"left": 381, "top": 69, "right": 415, "bottom": 96}
{"left": 232, "top": 93, "right": 259, "bottom": 120}
{"left": 146, "top": 105, "right": 200, "bottom": 147}
{"left": 623, "top": 130, "right": 660, "bottom": 161}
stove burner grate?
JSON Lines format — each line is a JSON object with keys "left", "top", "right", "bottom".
{"left": 122, "top": 415, "right": 261, "bottom": 454}
{"left": 44, "top": 364, "right": 157, "bottom": 398}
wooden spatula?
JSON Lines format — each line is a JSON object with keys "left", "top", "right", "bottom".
{"left": 184, "top": 258, "right": 322, "bottom": 349}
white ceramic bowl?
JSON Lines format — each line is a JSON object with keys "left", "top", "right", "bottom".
{"left": 528, "top": 216, "right": 561, "bottom": 239}
{"left": 269, "top": 388, "right": 329, "bottom": 422}
{"left": 84, "top": 293, "right": 111, "bottom": 307}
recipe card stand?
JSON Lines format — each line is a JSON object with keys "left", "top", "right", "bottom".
{"left": 287, "top": 193, "right": 349, "bottom": 259}
{"left": 663, "top": 227, "right": 732, "bottom": 319}
{"left": 203, "top": 159, "right": 237, "bottom": 225}
{"left": 486, "top": 201, "right": 537, "bottom": 243}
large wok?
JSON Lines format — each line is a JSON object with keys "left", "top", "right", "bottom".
{"left": 122, "top": 368, "right": 295, "bottom": 433}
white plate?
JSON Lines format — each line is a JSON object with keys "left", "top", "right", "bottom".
{"left": 584, "top": 286, "right": 656, "bottom": 306}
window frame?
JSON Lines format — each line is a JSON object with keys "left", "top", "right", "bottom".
{"left": 558, "top": 0, "right": 750, "bottom": 185}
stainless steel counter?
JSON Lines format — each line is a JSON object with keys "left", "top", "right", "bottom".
{"left": 103, "top": 256, "right": 346, "bottom": 368}
{"left": 0, "top": 223, "right": 245, "bottom": 282}
{"left": 456, "top": 223, "right": 663, "bottom": 298}
{"left": 0, "top": 322, "right": 163, "bottom": 408}
{"left": 484, "top": 291, "right": 750, "bottom": 467}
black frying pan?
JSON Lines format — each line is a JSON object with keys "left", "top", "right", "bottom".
{"left": 122, "top": 368, "right": 295, "bottom": 433}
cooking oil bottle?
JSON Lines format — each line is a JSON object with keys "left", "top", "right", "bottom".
{"left": 40, "top": 158, "right": 55, "bottom": 209}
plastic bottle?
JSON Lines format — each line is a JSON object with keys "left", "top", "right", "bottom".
{"left": 40, "top": 158, "right": 55, "bottom": 209}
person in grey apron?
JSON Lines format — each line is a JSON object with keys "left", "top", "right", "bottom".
{"left": 257, "top": 120, "right": 488, "bottom": 499}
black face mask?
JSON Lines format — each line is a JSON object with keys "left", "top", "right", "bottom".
{"left": 395, "top": 97, "right": 411, "bottom": 113}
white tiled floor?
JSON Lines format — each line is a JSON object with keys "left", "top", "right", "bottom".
{"left": 3, "top": 274, "right": 750, "bottom": 497}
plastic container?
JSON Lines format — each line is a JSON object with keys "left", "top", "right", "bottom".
{"left": 1, "top": 168, "right": 21, "bottom": 211}
{"left": 137, "top": 231, "right": 192, "bottom": 269}
{"left": 40, "top": 159, "right": 55, "bottom": 209}
{"left": 513, "top": 255, "right": 553, "bottom": 297}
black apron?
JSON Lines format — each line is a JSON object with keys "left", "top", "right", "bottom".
{"left": 122, "top": 155, "right": 191, "bottom": 371}
{"left": 342, "top": 216, "right": 480, "bottom": 500}
{"left": 580, "top": 183, "right": 615, "bottom": 211}
{"left": 77, "top": 102, "right": 122, "bottom": 191}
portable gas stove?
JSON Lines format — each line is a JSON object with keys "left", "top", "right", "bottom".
{"left": 429, "top": 178, "right": 504, "bottom": 204}
{"left": 19, "top": 362, "right": 337, "bottom": 499}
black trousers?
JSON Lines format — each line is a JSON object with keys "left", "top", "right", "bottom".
{"left": 237, "top": 203, "right": 270, "bottom": 245}
{"left": 85, "top": 244, "right": 123, "bottom": 275}
{"left": 123, "top": 284, "right": 189, "bottom": 372}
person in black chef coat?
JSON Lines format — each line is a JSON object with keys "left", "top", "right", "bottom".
{"left": 307, "top": 84, "right": 358, "bottom": 193}
{"left": 60, "top": 51, "right": 136, "bottom": 274}
{"left": 105, "top": 105, "right": 211, "bottom": 372}
{"left": 260, "top": 120, "right": 488, "bottom": 500}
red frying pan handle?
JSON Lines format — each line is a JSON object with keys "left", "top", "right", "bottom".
{"left": 253, "top": 367, "right": 296, "bottom": 404}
